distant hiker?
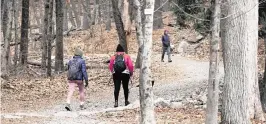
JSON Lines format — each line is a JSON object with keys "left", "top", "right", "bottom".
{"left": 161, "top": 30, "right": 172, "bottom": 62}
{"left": 109, "top": 44, "right": 134, "bottom": 107}
{"left": 65, "top": 48, "right": 88, "bottom": 111}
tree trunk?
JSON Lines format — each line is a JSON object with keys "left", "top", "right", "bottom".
{"left": 47, "top": 0, "right": 53, "bottom": 76}
{"left": 32, "top": 1, "right": 41, "bottom": 33}
{"left": 262, "top": 37, "right": 266, "bottom": 112}
{"left": 205, "top": 0, "right": 220, "bottom": 124}
{"left": 20, "top": 0, "right": 29, "bottom": 65}
{"left": 138, "top": 0, "right": 156, "bottom": 123}
{"left": 68, "top": 1, "right": 76, "bottom": 28}
{"left": 63, "top": 0, "right": 68, "bottom": 31}
{"left": 98, "top": 0, "right": 102, "bottom": 23}
{"left": 134, "top": 0, "right": 144, "bottom": 69}
{"left": 55, "top": 0, "right": 64, "bottom": 73}
{"left": 81, "top": 0, "right": 90, "bottom": 30}
{"left": 2, "top": 0, "right": 7, "bottom": 38}
{"left": 70, "top": 0, "right": 80, "bottom": 29}
{"left": 221, "top": 0, "right": 264, "bottom": 123}
{"left": 111, "top": 0, "right": 128, "bottom": 53}
{"left": 1, "top": 0, "right": 12, "bottom": 77}
{"left": 13, "top": 0, "right": 19, "bottom": 67}
{"left": 106, "top": 0, "right": 111, "bottom": 31}
{"left": 122, "top": 0, "right": 132, "bottom": 53}
{"left": 92, "top": 0, "right": 98, "bottom": 25}
{"left": 42, "top": 0, "right": 50, "bottom": 69}
{"left": 153, "top": 0, "right": 163, "bottom": 29}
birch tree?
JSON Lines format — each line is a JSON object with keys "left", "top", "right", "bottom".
{"left": 111, "top": 0, "right": 128, "bottom": 53}
{"left": 55, "top": 0, "right": 64, "bottom": 72}
{"left": 20, "top": 0, "right": 29, "bottom": 65}
{"left": 205, "top": 0, "right": 220, "bottom": 124}
{"left": 221, "top": 0, "right": 265, "bottom": 123}
{"left": 136, "top": 0, "right": 156, "bottom": 123}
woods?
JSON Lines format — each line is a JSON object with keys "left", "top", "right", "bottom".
{"left": 1, "top": 0, "right": 266, "bottom": 123}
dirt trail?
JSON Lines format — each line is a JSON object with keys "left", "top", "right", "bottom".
{"left": 1, "top": 54, "right": 224, "bottom": 124}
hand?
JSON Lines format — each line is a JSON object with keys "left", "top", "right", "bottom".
{"left": 85, "top": 80, "right": 88, "bottom": 88}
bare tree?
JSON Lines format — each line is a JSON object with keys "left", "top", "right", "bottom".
{"left": 81, "top": 0, "right": 90, "bottom": 30}
{"left": 47, "top": 0, "right": 53, "bottom": 76}
{"left": 111, "top": 0, "right": 128, "bottom": 53}
{"left": 42, "top": 0, "right": 50, "bottom": 69}
{"left": 205, "top": 0, "right": 220, "bottom": 124}
{"left": 136, "top": 0, "right": 156, "bottom": 123}
{"left": 134, "top": 0, "right": 144, "bottom": 69}
{"left": 55, "top": 0, "right": 64, "bottom": 72}
{"left": 67, "top": 1, "right": 76, "bottom": 28}
{"left": 106, "top": 0, "right": 112, "bottom": 31}
{"left": 123, "top": 0, "right": 132, "bottom": 53}
{"left": 63, "top": 0, "right": 68, "bottom": 31}
{"left": 69, "top": 0, "right": 80, "bottom": 29}
{"left": 20, "top": 0, "right": 29, "bottom": 65}
{"left": 32, "top": 1, "right": 42, "bottom": 33}
{"left": 221, "top": 0, "right": 265, "bottom": 123}
{"left": 13, "top": 0, "right": 19, "bottom": 67}
{"left": 153, "top": 0, "right": 163, "bottom": 29}
{"left": 1, "top": 0, "right": 12, "bottom": 77}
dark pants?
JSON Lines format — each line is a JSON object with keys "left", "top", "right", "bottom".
{"left": 113, "top": 73, "right": 130, "bottom": 102}
{"left": 162, "top": 46, "right": 171, "bottom": 61}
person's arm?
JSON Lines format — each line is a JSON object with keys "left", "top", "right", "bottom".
{"left": 109, "top": 56, "right": 115, "bottom": 73}
{"left": 81, "top": 60, "right": 88, "bottom": 81}
{"left": 126, "top": 55, "right": 134, "bottom": 76}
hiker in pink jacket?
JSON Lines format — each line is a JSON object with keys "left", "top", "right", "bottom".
{"left": 109, "top": 44, "right": 134, "bottom": 107}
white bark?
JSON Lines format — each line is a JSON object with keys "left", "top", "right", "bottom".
{"left": 205, "top": 0, "right": 220, "bottom": 124}
{"left": 138, "top": 0, "right": 156, "bottom": 123}
{"left": 221, "top": 0, "right": 264, "bottom": 123}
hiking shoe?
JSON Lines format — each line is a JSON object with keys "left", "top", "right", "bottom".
{"left": 125, "top": 101, "right": 130, "bottom": 106}
{"left": 65, "top": 104, "right": 71, "bottom": 111}
{"left": 114, "top": 101, "right": 118, "bottom": 108}
{"left": 80, "top": 104, "right": 86, "bottom": 110}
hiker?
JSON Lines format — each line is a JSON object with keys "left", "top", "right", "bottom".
{"left": 161, "top": 30, "right": 172, "bottom": 62}
{"left": 65, "top": 48, "right": 88, "bottom": 111}
{"left": 109, "top": 44, "right": 134, "bottom": 107}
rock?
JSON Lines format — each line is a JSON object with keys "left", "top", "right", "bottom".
{"left": 177, "top": 40, "right": 189, "bottom": 56}
{"left": 170, "top": 102, "right": 183, "bottom": 108}
{"left": 154, "top": 98, "right": 171, "bottom": 107}
{"left": 198, "top": 94, "right": 207, "bottom": 105}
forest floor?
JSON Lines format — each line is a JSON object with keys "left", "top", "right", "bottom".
{"left": 1, "top": 53, "right": 226, "bottom": 124}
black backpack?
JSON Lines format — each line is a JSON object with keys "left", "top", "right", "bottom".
{"left": 114, "top": 54, "right": 126, "bottom": 73}
{"left": 67, "top": 58, "right": 82, "bottom": 80}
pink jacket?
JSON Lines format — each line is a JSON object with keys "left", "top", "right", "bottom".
{"left": 109, "top": 52, "right": 134, "bottom": 75}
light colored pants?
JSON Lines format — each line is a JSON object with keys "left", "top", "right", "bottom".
{"left": 162, "top": 46, "right": 171, "bottom": 61}
{"left": 66, "top": 80, "right": 85, "bottom": 105}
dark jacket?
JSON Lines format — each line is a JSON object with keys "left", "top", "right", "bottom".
{"left": 68, "top": 56, "right": 88, "bottom": 81}
{"left": 162, "top": 34, "right": 170, "bottom": 47}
